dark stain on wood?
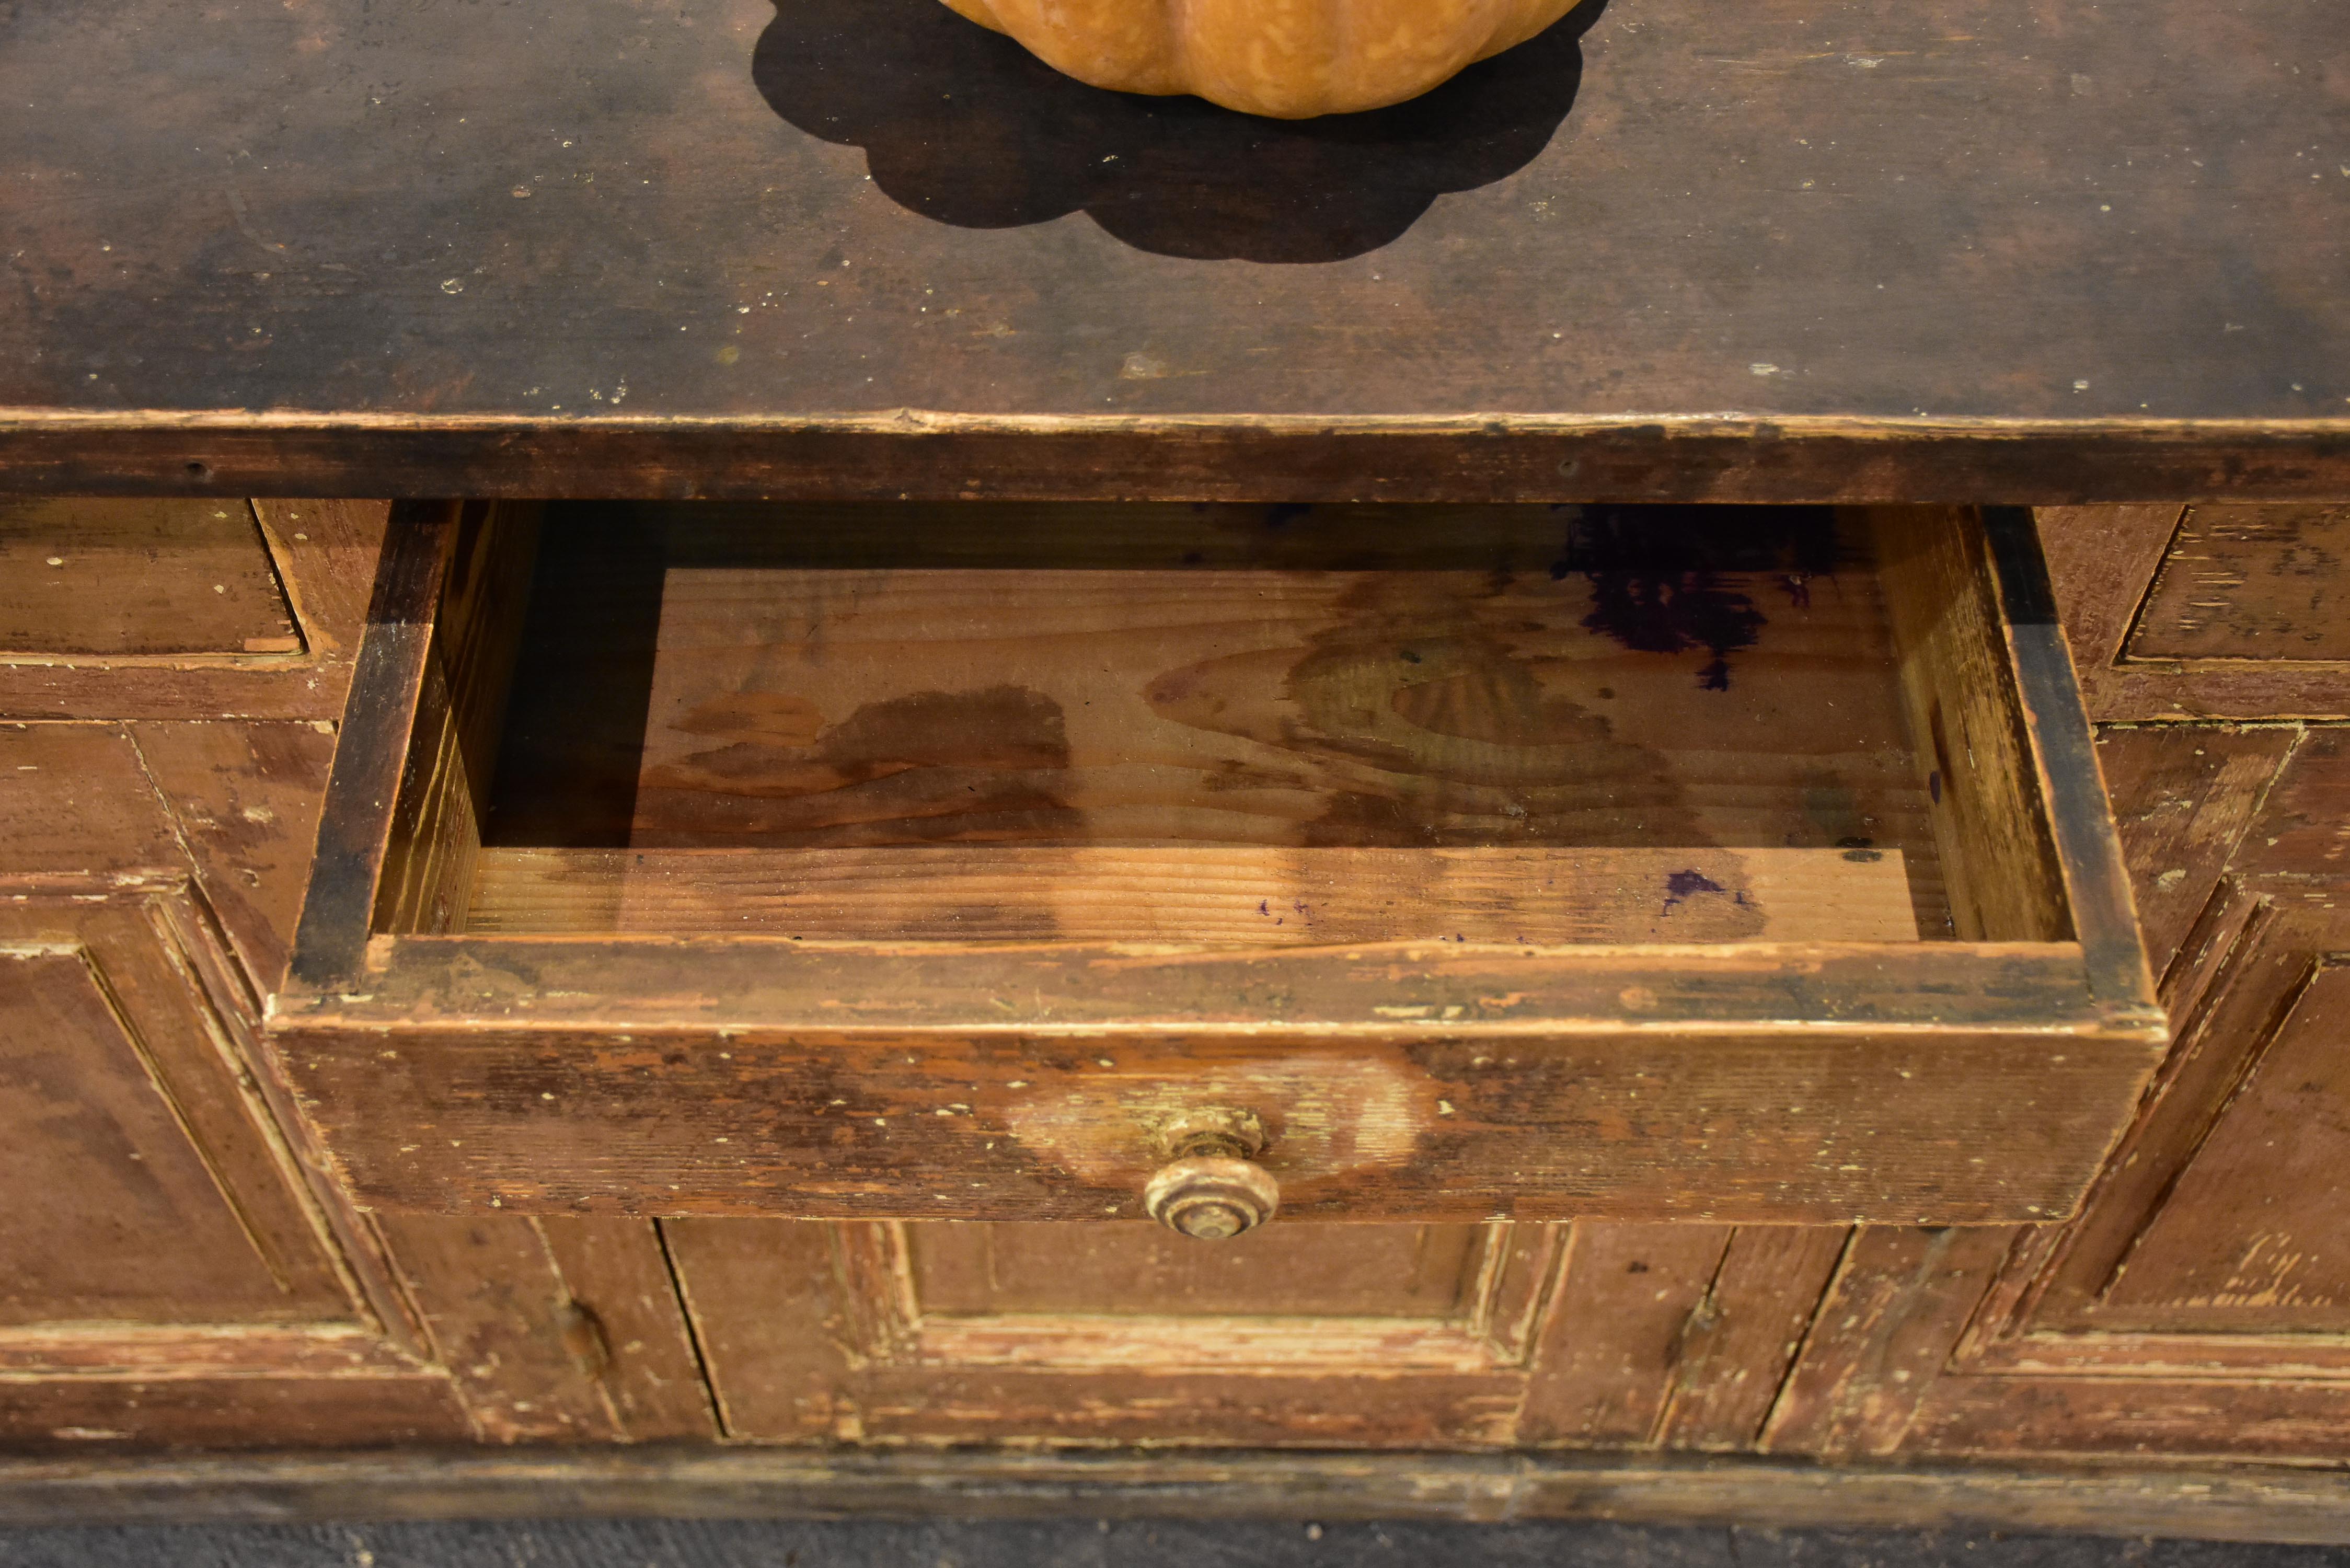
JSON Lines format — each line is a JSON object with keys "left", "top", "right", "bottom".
{"left": 6, "top": 0, "right": 2348, "bottom": 500}
{"left": 1560, "top": 508, "right": 1842, "bottom": 691}
{"left": 1660, "top": 869, "right": 1731, "bottom": 917}
{"left": 642, "top": 684, "right": 1080, "bottom": 846}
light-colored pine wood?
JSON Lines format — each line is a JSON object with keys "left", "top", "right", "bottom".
{"left": 465, "top": 845, "right": 1919, "bottom": 946}
{"left": 602, "top": 558, "right": 1941, "bottom": 877}
{"left": 1865, "top": 506, "right": 2071, "bottom": 942}
{"left": 372, "top": 503, "right": 541, "bottom": 937}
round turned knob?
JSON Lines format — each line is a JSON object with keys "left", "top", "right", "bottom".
{"left": 1144, "top": 1156, "right": 1281, "bottom": 1241}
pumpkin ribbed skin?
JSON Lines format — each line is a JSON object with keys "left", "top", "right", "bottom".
{"left": 939, "top": 0, "right": 1580, "bottom": 118}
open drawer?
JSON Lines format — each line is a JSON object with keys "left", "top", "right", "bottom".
{"left": 273, "top": 501, "right": 2163, "bottom": 1229}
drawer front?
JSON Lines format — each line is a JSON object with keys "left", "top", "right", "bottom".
{"left": 272, "top": 501, "right": 2162, "bottom": 1228}
{"left": 0, "top": 497, "right": 390, "bottom": 720}
{"left": 2040, "top": 501, "right": 2350, "bottom": 722}
{"left": 2128, "top": 503, "right": 2350, "bottom": 663}
{"left": 0, "top": 497, "right": 298, "bottom": 656}
{"left": 275, "top": 1011, "right": 2157, "bottom": 1226}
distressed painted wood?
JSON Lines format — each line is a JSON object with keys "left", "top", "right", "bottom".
{"left": 0, "top": 723, "right": 186, "bottom": 884}
{"left": 0, "top": 500, "right": 391, "bottom": 721}
{"left": 1653, "top": 1226, "right": 1851, "bottom": 1452}
{"left": 2130, "top": 504, "right": 2350, "bottom": 662}
{"left": 1516, "top": 1224, "right": 1730, "bottom": 1446}
{"left": 274, "top": 502, "right": 2162, "bottom": 1225}
{"left": 128, "top": 720, "right": 341, "bottom": 992}
{"left": 532, "top": 1219, "right": 721, "bottom": 1442}
{"left": 371, "top": 1215, "right": 630, "bottom": 1445}
{"left": 0, "top": 716, "right": 699, "bottom": 1451}
{"left": 0, "top": 499, "right": 296, "bottom": 655}
{"left": 0, "top": 903, "right": 353, "bottom": 1327}
{"left": 2041, "top": 503, "right": 2350, "bottom": 720}
{"left": 1771, "top": 723, "right": 2350, "bottom": 1461}
{"left": 2102, "top": 963, "right": 2350, "bottom": 1327}
{"left": 1761, "top": 1226, "right": 2020, "bottom": 1460}
{"left": 665, "top": 1215, "right": 1618, "bottom": 1447}
{"left": 7, "top": 1449, "right": 2350, "bottom": 1540}
{"left": 0, "top": 1379, "right": 470, "bottom": 1455}
{"left": 2089, "top": 724, "right": 2299, "bottom": 984}
{"left": 3, "top": 0, "right": 2348, "bottom": 500}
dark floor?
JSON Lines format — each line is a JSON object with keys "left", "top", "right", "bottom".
{"left": 0, "top": 1520, "right": 2344, "bottom": 1568}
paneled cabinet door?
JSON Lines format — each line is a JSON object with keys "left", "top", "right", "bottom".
{"left": 0, "top": 891, "right": 470, "bottom": 1446}
{"left": 663, "top": 1217, "right": 1845, "bottom": 1448}
{"left": 1769, "top": 727, "right": 2350, "bottom": 1463}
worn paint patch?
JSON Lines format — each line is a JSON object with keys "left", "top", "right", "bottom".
{"left": 1000, "top": 1053, "right": 1426, "bottom": 1185}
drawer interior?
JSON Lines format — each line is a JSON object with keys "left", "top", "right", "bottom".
{"left": 403, "top": 502, "right": 2071, "bottom": 951}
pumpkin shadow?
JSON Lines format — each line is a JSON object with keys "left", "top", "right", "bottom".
{"left": 752, "top": 0, "right": 1607, "bottom": 264}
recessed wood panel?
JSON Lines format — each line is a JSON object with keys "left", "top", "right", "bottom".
{"left": 2129, "top": 505, "right": 2350, "bottom": 664}
{"left": 0, "top": 946, "right": 322, "bottom": 1324}
{"left": 0, "top": 724, "right": 185, "bottom": 883}
{"left": 0, "top": 500, "right": 298, "bottom": 658}
{"left": 908, "top": 1222, "right": 1488, "bottom": 1319}
{"left": 2092, "top": 724, "right": 2299, "bottom": 983}
{"left": 2103, "top": 964, "right": 2350, "bottom": 1329}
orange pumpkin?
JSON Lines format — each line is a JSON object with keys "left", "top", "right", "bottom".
{"left": 939, "top": 0, "right": 1581, "bottom": 119}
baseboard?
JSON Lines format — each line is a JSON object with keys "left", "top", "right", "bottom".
{"left": 0, "top": 1448, "right": 2344, "bottom": 1541}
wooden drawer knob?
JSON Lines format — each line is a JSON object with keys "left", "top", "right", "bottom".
{"left": 1144, "top": 1156, "right": 1281, "bottom": 1240}
{"left": 1144, "top": 1110, "right": 1279, "bottom": 1240}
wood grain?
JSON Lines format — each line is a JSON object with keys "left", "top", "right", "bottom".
{"left": 249, "top": 501, "right": 395, "bottom": 668}
{"left": 1774, "top": 721, "right": 2350, "bottom": 1462}
{"left": 1760, "top": 1226, "right": 2021, "bottom": 1460}
{"left": 6, "top": 1448, "right": 2350, "bottom": 1537}
{"left": 2129, "top": 504, "right": 2350, "bottom": 662}
{"left": 0, "top": 499, "right": 295, "bottom": 656}
{"left": 1868, "top": 507, "right": 2067, "bottom": 945}
{"left": 466, "top": 845, "right": 1919, "bottom": 947}
{"left": 532, "top": 1218, "right": 720, "bottom": 1442}
{"left": 2092, "top": 724, "right": 2299, "bottom": 984}
{"left": 0, "top": 898, "right": 354, "bottom": 1327}
{"left": 0, "top": 500, "right": 390, "bottom": 721}
{"left": 12, "top": 422, "right": 2350, "bottom": 507}
{"left": 499, "top": 515, "right": 1940, "bottom": 877}
{"left": 273, "top": 1011, "right": 2161, "bottom": 1225}
{"left": 1655, "top": 1226, "right": 1851, "bottom": 1452}
{"left": 2102, "top": 964, "right": 2350, "bottom": 1328}
{"left": 4, "top": 0, "right": 2349, "bottom": 499}
{"left": 1903, "top": 1376, "right": 2350, "bottom": 1462}
{"left": 1516, "top": 1224, "right": 1731, "bottom": 1446}
{"left": 128, "top": 720, "right": 340, "bottom": 992}
{"left": 372, "top": 1214, "right": 626, "bottom": 1444}
{"left": 864, "top": 1220, "right": 1545, "bottom": 1376}
{"left": 287, "top": 501, "right": 460, "bottom": 991}
{"left": 372, "top": 502, "right": 541, "bottom": 939}
{"left": 906, "top": 1221, "right": 1489, "bottom": 1321}
{"left": 0, "top": 724, "right": 185, "bottom": 886}
{"left": 661, "top": 1217, "right": 1533, "bottom": 1447}
{"left": 0, "top": 1378, "right": 469, "bottom": 1453}
{"left": 2041, "top": 503, "right": 2350, "bottom": 721}
{"left": 0, "top": 940, "right": 330, "bottom": 1324}
{"left": 2036, "top": 503, "right": 2184, "bottom": 702}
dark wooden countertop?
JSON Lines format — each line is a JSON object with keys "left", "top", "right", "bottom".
{"left": 3, "top": 0, "right": 2345, "bottom": 502}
